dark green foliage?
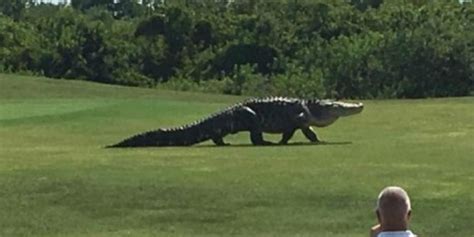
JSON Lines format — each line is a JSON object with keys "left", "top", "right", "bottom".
{"left": 351, "top": 0, "right": 384, "bottom": 11}
{"left": 213, "top": 44, "right": 280, "bottom": 75}
{"left": 71, "top": 0, "right": 114, "bottom": 12}
{"left": 0, "top": 0, "right": 473, "bottom": 98}
{"left": 113, "top": 0, "right": 145, "bottom": 19}
{"left": 192, "top": 20, "right": 214, "bottom": 48}
{"left": 134, "top": 15, "right": 165, "bottom": 38}
{"left": 0, "top": 0, "right": 32, "bottom": 21}
{"left": 0, "top": 16, "right": 44, "bottom": 72}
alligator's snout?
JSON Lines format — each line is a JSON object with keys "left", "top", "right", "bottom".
{"left": 350, "top": 102, "right": 364, "bottom": 108}
{"left": 336, "top": 101, "right": 364, "bottom": 116}
{"left": 356, "top": 102, "right": 364, "bottom": 113}
{"left": 351, "top": 102, "right": 364, "bottom": 112}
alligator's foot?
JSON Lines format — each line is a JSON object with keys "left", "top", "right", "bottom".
{"left": 212, "top": 137, "right": 229, "bottom": 146}
{"left": 311, "top": 140, "right": 326, "bottom": 145}
{"left": 251, "top": 140, "right": 275, "bottom": 146}
{"left": 259, "top": 141, "right": 275, "bottom": 146}
{"left": 250, "top": 132, "right": 275, "bottom": 146}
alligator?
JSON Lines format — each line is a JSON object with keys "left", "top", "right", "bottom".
{"left": 107, "top": 97, "right": 363, "bottom": 147}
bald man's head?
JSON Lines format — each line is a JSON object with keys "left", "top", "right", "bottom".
{"left": 376, "top": 186, "right": 412, "bottom": 230}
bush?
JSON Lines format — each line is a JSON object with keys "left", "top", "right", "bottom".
{"left": 272, "top": 64, "right": 325, "bottom": 98}
{"left": 0, "top": 0, "right": 472, "bottom": 98}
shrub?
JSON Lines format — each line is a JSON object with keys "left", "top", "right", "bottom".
{"left": 0, "top": 1, "right": 472, "bottom": 98}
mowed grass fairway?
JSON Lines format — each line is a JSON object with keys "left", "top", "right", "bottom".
{"left": 1, "top": 74, "right": 473, "bottom": 237}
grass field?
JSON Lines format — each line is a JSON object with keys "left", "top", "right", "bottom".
{"left": 1, "top": 73, "right": 473, "bottom": 237}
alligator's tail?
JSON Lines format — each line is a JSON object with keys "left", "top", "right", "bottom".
{"left": 106, "top": 113, "right": 231, "bottom": 148}
{"left": 106, "top": 129, "right": 166, "bottom": 148}
{"left": 107, "top": 125, "right": 210, "bottom": 147}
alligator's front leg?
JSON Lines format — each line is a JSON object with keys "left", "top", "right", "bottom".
{"left": 279, "top": 129, "right": 296, "bottom": 144}
{"left": 301, "top": 127, "right": 320, "bottom": 143}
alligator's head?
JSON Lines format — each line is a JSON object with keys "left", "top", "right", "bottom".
{"left": 306, "top": 99, "right": 364, "bottom": 127}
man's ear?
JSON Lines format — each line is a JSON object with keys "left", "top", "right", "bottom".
{"left": 407, "top": 210, "right": 412, "bottom": 220}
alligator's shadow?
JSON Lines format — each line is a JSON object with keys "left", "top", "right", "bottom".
{"left": 196, "top": 141, "right": 352, "bottom": 148}
{"left": 105, "top": 141, "right": 351, "bottom": 149}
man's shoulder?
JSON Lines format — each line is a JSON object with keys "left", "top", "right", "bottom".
{"left": 378, "top": 230, "right": 417, "bottom": 237}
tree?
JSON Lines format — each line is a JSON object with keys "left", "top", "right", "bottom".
{"left": 71, "top": 0, "right": 114, "bottom": 12}
{"left": 0, "top": 0, "right": 32, "bottom": 21}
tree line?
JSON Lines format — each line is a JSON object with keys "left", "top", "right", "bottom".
{"left": 0, "top": 0, "right": 472, "bottom": 98}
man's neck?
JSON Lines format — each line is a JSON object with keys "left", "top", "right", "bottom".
{"left": 381, "top": 223, "right": 408, "bottom": 232}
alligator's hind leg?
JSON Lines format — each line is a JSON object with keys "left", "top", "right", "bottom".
{"left": 279, "top": 129, "right": 296, "bottom": 144}
{"left": 302, "top": 127, "right": 320, "bottom": 143}
{"left": 250, "top": 132, "right": 273, "bottom": 145}
{"left": 236, "top": 107, "right": 273, "bottom": 146}
{"left": 212, "top": 137, "right": 229, "bottom": 146}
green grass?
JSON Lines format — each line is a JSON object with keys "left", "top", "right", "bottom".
{"left": 1, "top": 73, "right": 473, "bottom": 237}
